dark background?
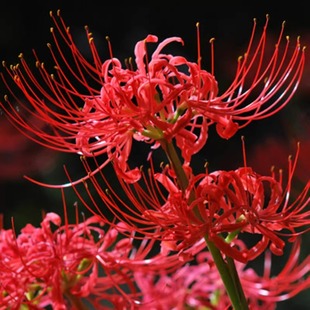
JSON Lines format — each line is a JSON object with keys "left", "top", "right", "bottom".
{"left": 0, "top": 1, "right": 309, "bottom": 309}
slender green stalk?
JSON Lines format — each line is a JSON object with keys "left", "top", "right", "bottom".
{"left": 64, "top": 290, "right": 88, "bottom": 310}
{"left": 161, "top": 140, "right": 249, "bottom": 310}
{"left": 160, "top": 139, "right": 189, "bottom": 191}
{"left": 160, "top": 139, "right": 197, "bottom": 213}
{"left": 227, "top": 256, "right": 249, "bottom": 308}
{"left": 205, "top": 238, "right": 249, "bottom": 310}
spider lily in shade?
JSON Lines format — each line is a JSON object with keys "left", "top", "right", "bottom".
{"left": 0, "top": 11, "right": 305, "bottom": 184}
{"left": 134, "top": 238, "right": 310, "bottom": 310}
{"left": 0, "top": 208, "right": 183, "bottom": 309}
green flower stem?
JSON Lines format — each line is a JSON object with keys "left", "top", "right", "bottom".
{"left": 64, "top": 290, "right": 88, "bottom": 310}
{"left": 226, "top": 256, "right": 249, "bottom": 308}
{"left": 161, "top": 140, "right": 249, "bottom": 310}
{"left": 160, "top": 139, "right": 189, "bottom": 191}
{"left": 206, "top": 238, "right": 249, "bottom": 310}
{"left": 160, "top": 139, "right": 199, "bottom": 218}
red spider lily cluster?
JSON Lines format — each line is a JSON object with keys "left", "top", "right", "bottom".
{"left": 0, "top": 10, "right": 309, "bottom": 310}
{"left": 0, "top": 211, "right": 183, "bottom": 309}
{"left": 1, "top": 211, "right": 308, "bottom": 309}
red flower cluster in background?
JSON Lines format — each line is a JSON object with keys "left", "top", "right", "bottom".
{"left": 0, "top": 211, "right": 308, "bottom": 309}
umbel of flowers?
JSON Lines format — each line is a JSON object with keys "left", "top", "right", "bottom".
{"left": 0, "top": 9, "right": 309, "bottom": 309}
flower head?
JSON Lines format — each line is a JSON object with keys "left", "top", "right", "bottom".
{"left": 69, "top": 143, "right": 309, "bottom": 263}
{"left": 0, "top": 11, "right": 305, "bottom": 183}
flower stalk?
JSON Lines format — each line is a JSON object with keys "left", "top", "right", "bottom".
{"left": 205, "top": 238, "right": 249, "bottom": 310}
{"left": 64, "top": 291, "right": 88, "bottom": 310}
{"left": 160, "top": 139, "right": 189, "bottom": 191}
{"left": 161, "top": 139, "right": 249, "bottom": 309}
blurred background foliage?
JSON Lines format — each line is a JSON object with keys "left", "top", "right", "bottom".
{"left": 0, "top": 1, "right": 309, "bottom": 309}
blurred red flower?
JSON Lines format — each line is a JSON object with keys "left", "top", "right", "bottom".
{"left": 0, "top": 117, "right": 57, "bottom": 181}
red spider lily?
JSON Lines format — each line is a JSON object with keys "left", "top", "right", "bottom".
{"left": 0, "top": 208, "right": 183, "bottom": 309}
{"left": 0, "top": 11, "right": 305, "bottom": 184}
{"left": 188, "top": 147, "right": 310, "bottom": 262}
{"left": 144, "top": 147, "right": 309, "bottom": 262}
{"left": 134, "top": 238, "right": 310, "bottom": 310}
{"left": 64, "top": 143, "right": 309, "bottom": 263}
